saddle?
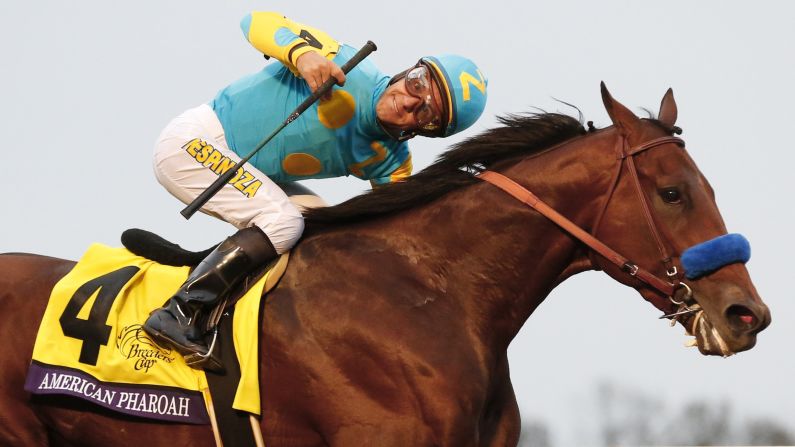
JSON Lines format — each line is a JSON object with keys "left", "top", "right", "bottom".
{"left": 26, "top": 229, "right": 288, "bottom": 446}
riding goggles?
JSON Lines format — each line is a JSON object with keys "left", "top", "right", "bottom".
{"left": 403, "top": 64, "right": 444, "bottom": 134}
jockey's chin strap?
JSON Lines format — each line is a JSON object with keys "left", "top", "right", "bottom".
{"left": 477, "top": 135, "right": 686, "bottom": 314}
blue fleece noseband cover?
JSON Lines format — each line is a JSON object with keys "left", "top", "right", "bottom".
{"left": 680, "top": 233, "right": 751, "bottom": 280}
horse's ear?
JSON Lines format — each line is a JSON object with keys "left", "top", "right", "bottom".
{"left": 600, "top": 81, "right": 640, "bottom": 134}
{"left": 658, "top": 88, "right": 678, "bottom": 128}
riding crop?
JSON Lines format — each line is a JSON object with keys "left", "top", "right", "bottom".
{"left": 181, "top": 40, "right": 378, "bottom": 219}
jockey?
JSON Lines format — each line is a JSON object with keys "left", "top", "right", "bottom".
{"left": 143, "top": 11, "right": 488, "bottom": 368}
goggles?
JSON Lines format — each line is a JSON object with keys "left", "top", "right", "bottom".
{"left": 403, "top": 64, "right": 444, "bottom": 134}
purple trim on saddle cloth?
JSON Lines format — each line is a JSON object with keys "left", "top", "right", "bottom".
{"left": 24, "top": 361, "right": 209, "bottom": 424}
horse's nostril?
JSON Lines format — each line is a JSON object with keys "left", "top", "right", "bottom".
{"left": 726, "top": 305, "right": 757, "bottom": 332}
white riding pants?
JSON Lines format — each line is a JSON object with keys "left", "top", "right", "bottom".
{"left": 153, "top": 104, "right": 304, "bottom": 254}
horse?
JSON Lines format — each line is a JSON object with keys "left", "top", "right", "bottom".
{"left": 0, "top": 84, "right": 770, "bottom": 446}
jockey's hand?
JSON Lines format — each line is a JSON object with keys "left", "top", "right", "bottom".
{"left": 296, "top": 51, "right": 345, "bottom": 99}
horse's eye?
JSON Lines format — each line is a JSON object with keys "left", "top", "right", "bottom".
{"left": 660, "top": 187, "right": 682, "bottom": 204}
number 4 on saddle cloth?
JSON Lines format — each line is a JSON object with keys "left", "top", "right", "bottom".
{"left": 24, "top": 240, "right": 288, "bottom": 442}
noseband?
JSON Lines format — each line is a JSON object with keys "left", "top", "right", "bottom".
{"left": 477, "top": 134, "right": 690, "bottom": 317}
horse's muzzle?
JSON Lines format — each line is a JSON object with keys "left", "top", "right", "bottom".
{"left": 691, "top": 289, "right": 771, "bottom": 356}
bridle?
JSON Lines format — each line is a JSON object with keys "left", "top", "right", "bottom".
{"left": 477, "top": 132, "right": 697, "bottom": 319}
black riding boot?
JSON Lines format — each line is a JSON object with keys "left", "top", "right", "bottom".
{"left": 143, "top": 226, "right": 277, "bottom": 370}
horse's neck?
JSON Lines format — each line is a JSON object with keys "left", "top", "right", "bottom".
{"left": 381, "top": 131, "right": 618, "bottom": 349}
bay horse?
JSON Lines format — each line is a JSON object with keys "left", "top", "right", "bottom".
{"left": 0, "top": 85, "right": 770, "bottom": 446}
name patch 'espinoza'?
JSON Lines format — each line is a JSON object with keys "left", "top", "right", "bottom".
{"left": 183, "top": 138, "right": 262, "bottom": 198}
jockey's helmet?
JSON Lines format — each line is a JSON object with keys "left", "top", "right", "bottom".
{"left": 385, "top": 54, "right": 487, "bottom": 140}
{"left": 420, "top": 54, "right": 488, "bottom": 138}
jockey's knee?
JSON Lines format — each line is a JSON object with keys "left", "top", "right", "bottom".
{"left": 254, "top": 209, "right": 304, "bottom": 254}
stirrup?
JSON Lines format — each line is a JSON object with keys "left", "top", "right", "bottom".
{"left": 184, "top": 328, "right": 224, "bottom": 373}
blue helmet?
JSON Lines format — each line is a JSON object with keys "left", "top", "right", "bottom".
{"left": 421, "top": 54, "right": 488, "bottom": 137}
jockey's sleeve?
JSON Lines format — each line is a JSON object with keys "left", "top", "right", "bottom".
{"left": 369, "top": 155, "right": 413, "bottom": 189}
{"left": 240, "top": 12, "right": 340, "bottom": 76}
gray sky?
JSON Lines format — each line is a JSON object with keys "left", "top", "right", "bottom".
{"left": 2, "top": 1, "right": 793, "bottom": 444}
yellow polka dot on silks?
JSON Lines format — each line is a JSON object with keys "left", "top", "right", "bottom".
{"left": 317, "top": 89, "right": 356, "bottom": 129}
{"left": 282, "top": 153, "right": 323, "bottom": 176}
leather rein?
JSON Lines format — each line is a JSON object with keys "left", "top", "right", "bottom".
{"left": 477, "top": 134, "right": 687, "bottom": 314}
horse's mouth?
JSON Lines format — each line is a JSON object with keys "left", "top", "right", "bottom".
{"left": 678, "top": 285, "right": 771, "bottom": 357}
{"left": 685, "top": 309, "right": 759, "bottom": 357}
{"left": 684, "top": 310, "right": 734, "bottom": 356}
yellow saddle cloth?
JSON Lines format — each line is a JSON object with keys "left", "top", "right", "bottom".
{"left": 25, "top": 243, "right": 282, "bottom": 424}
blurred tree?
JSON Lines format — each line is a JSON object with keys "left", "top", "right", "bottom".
{"left": 744, "top": 418, "right": 795, "bottom": 445}
{"left": 595, "top": 381, "right": 664, "bottom": 446}
{"left": 658, "top": 401, "right": 732, "bottom": 446}
{"left": 516, "top": 382, "right": 794, "bottom": 446}
{"left": 583, "top": 381, "right": 794, "bottom": 446}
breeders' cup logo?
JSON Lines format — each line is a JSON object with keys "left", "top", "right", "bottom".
{"left": 116, "top": 325, "right": 175, "bottom": 373}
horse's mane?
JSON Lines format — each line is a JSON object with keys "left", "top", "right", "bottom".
{"left": 304, "top": 113, "right": 586, "bottom": 228}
